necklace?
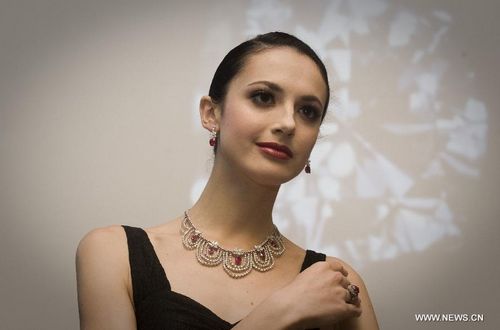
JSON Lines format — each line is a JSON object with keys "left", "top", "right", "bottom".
{"left": 180, "top": 211, "right": 286, "bottom": 278}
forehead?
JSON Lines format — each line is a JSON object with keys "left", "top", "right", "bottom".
{"left": 230, "top": 47, "right": 327, "bottom": 102}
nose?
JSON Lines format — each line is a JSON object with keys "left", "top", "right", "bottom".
{"left": 271, "top": 104, "right": 295, "bottom": 136}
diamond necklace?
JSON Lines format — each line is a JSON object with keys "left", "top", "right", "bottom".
{"left": 180, "top": 211, "right": 286, "bottom": 279}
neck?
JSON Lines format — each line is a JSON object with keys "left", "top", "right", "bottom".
{"left": 188, "top": 157, "right": 280, "bottom": 250}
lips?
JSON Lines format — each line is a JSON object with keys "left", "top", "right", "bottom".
{"left": 256, "top": 142, "right": 294, "bottom": 159}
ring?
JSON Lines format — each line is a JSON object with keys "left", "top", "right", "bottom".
{"left": 347, "top": 284, "right": 360, "bottom": 303}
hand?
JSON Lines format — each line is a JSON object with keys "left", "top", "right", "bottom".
{"left": 274, "top": 260, "right": 362, "bottom": 329}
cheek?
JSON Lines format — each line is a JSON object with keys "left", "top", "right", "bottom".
{"left": 219, "top": 102, "right": 259, "bottom": 141}
{"left": 298, "top": 129, "right": 319, "bottom": 154}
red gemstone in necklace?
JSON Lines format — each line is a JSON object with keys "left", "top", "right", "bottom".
{"left": 191, "top": 233, "right": 200, "bottom": 243}
{"left": 234, "top": 255, "right": 242, "bottom": 266}
{"left": 182, "top": 211, "right": 286, "bottom": 278}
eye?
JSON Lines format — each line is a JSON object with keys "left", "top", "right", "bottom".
{"left": 299, "top": 105, "right": 321, "bottom": 121}
{"left": 251, "top": 90, "right": 275, "bottom": 106}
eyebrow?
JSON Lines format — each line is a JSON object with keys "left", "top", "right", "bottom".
{"left": 247, "top": 80, "right": 324, "bottom": 108}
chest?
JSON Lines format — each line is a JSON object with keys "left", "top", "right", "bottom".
{"left": 155, "top": 236, "right": 301, "bottom": 323}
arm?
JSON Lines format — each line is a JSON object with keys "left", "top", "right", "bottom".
{"left": 231, "top": 293, "right": 297, "bottom": 330}
{"left": 233, "top": 260, "right": 362, "bottom": 330}
{"left": 76, "top": 226, "right": 136, "bottom": 330}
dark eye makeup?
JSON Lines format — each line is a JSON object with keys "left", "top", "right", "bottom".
{"left": 299, "top": 105, "right": 321, "bottom": 121}
{"left": 249, "top": 88, "right": 322, "bottom": 122}
{"left": 250, "top": 90, "right": 275, "bottom": 106}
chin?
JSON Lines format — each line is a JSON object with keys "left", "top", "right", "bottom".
{"left": 249, "top": 168, "right": 300, "bottom": 187}
{"left": 223, "top": 152, "right": 302, "bottom": 186}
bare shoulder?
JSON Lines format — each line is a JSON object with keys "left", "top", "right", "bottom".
{"left": 78, "top": 225, "right": 127, "bottom": 244}
{"left": 76, "top": 225, "right": 136, "bottom": 329}
{"left": 77, "top": 225, "right": 128, "bottom": 263}
{"left": 325, "top": 256, "right": 379, "bottom": 330}
{"left": 76, "top": 225, "right": 130, "bottom": 288}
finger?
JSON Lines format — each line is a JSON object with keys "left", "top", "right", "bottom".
{"left": 339, "top": 274, "right": 351, "bottom": 289}
{"left": 345, "top": 303, "right": 362, "bottom": 317}
{"left": 345, "top": 284, "right": 360, "bottom": 304}
{"left": 344, "top": 288, "right": 352, "bottom": 303}
{"left": 346, "top": 292, "right": 361, "bottom": 306}
{"left": 327, "top": 260, "right": 348, "bottom": 276}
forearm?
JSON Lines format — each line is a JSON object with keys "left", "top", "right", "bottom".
{"left": 232, "top": 294, "right": 299, "bottom": 330}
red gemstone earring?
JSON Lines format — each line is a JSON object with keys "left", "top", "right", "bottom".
{"left": 209, "top": 127, "right": 217, "bottom": 147}
{"left": 305, "top": 159, "right": 311, "bottom": 174}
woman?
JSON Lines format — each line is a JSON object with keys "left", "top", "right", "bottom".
{"left": 76, "top": 32, "right": 379, "bottom": 329}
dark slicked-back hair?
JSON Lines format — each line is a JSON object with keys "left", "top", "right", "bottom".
{"left": 208, "top": 31, "right": 330, "bottom": 121}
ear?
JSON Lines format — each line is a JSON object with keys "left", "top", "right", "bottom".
{"left": 199, "top": 96, "right": 221, "bottom": 132}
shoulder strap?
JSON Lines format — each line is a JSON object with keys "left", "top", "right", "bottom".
{"left": 122, "top": 225, "right": 170, "bottom": 306}
{"left": 300, "top": 249, "right": 326, "bottom": 272}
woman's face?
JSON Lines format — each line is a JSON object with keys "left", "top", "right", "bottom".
{"left": 216, "top": 47, "right": 327, "bottom": 187}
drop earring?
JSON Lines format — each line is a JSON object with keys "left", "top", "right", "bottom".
{"left": 209, "top": 127, "right": 217, "bottom": 147}
{"left": 305, "top": 159, "right": 311, "bottom": 174}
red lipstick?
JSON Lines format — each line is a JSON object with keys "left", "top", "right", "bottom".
{"left": 256, "top": 142, "right": 294, "bottom": 160}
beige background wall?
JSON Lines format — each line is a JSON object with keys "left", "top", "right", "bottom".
{"left": 1, "top": 0, "right": 499, "bottom": 329}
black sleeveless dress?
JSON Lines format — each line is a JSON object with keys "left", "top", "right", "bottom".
{"left": 123, "top": 225, "right": 326, "bottom": 330}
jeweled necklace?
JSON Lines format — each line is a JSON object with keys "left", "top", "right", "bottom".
{"left": 181, "top": 211, "right": 286, "bottom": 279}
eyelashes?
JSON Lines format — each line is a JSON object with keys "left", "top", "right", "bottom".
{"left": 249, "top": 89, "right": 322, "bottom": 122}
{"left": 250, "top": 90, "right": 275, "bottom": 106}
{"left": 299, "top": 105, "right": 321, "bottom": 121}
